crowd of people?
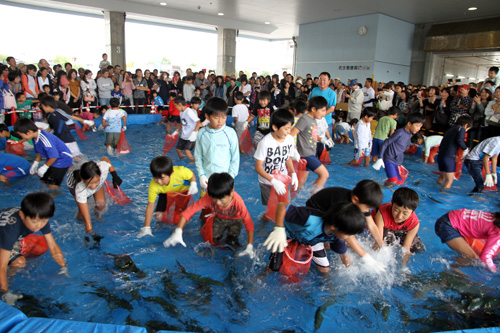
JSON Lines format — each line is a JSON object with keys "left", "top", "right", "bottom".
{"left": 1, "top": 53, "right": 500, "bottom": 305}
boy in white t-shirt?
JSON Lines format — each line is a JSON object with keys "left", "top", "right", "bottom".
{"left": 174, "top": 96, "right": 201, "bottom": 162}
{"left": 315, "top": 116, "right": 334, "bottom": 157}
{"left": 232, "top": 91, "right": 253, "bottom": 139}
{"left": 254, "top": 108, "right": 298, "bottom": 206}
{"left": 349, "top": 108, "right": 376, "bottom": 167}
{"left": 334, "top": 117, "right": 358, "bottom": 144}
{"left": 102, "top": 98, "right": 127, "bottom": 156}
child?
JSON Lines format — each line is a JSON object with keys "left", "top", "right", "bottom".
{"left": 66, "top": 157, "right": 123, "bottom": 241}
{"left": 335, "top": 118, "right": 357, "bottom": 144}
{"left": 42, "top": 84, "right": 51, "bottom": 96}
{"left": 80, "top": 108, "right": 97, "bottom": 132}
{"left": 167, "top": 92, "right": 180, "bottom": 130}
{"left": 291, "top": 96, "right": 329, "bottom": 194}
{"left": 372, "top": 106, "right": 399, "bottom": 162}
{"left": 0, "top": 152, "right": 31, "bottom": 185}
{"left": 419, "top": 135, "right": 442, "bottom": 163}
{"left": 306, "top": 179, "right": 386, "bottom": 272}
{"left": 232, "top": 91, "right": 252, "bottom": 139}
{"left": 190, "top": 96, "right": 202, "bottom": 120}
{"left": 372, "top": 187, "right": 425, "bottom": 269}
{"left": 316, "top": 114, "right": 334, "bottom": 157}
{"left": 251, "top": 90, "right": 274, "bottom": 147}
{"left": 373, "top": 112, "right": 425, "bottom": 185}
{"left": 102, "top": 97, "right": 127, "bottom": 156}
{"left": 254, "top": 108, "right": 298, "bottom": 206}
{"left": 0, "top": 192, "right": 68, "bottom": 297}
{"left": 183, "top": 77, "right": 195, "bottom": 103}
{"left": 464, "top": 136, "right": 500, "bottom": 193}
{"left": 39, "top": 96, "right": 91, "bottom": 158}
{"left": 151, "top": 90, "right": 164, "bottom": 114}
{"left": 194, "top": 97, "right": 239, "bottom": 191}
{"left": 350, "top": 108, "right": 376, "bottom": 166}
{"left": 111, "top": 83, "right": 123, "bottom": 101}
{"left": 163, "top": 172, "right": 255, "bottom": 257}
{"left": 174, "top": 96, "right": 201, "bottom": 162}
{"left": 485, "top": 66, "right": 499, "bottom": 89}
{"left": 15, "top": 93, "right": 33, "bottom": 119}
{"left": 290, "top": 99, "right": 307, "bottom": 126}
{"left": 137, "top": 155, "right": 198, "bottom": 238}
{"left": 436, "top": 115, "right": 472, "bottom": 189}
{"left": 264, "top": 201, "right": 365, "bottom": 273}
{"left": 435, "top": 208, "right": 500, "bottom": 273}
{"left": 14, "top": 118, "right": 73, "bottom": 188}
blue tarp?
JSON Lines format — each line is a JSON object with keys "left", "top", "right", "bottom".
{"left": 8, "top": 317, "right": 147, "bottom": 333}
{"left": 0, "top": 301, "right": 26, "bottom": 333}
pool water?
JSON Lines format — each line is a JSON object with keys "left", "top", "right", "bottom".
{"left": 2, "top": 123, "right": 500, "bottom": 333}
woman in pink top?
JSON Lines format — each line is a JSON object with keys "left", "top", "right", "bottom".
{"left": 435, "top": 209, "right": 500, "bottom": 272}
{"left": 120, "top": 71, "right": 135, "bottom": 111}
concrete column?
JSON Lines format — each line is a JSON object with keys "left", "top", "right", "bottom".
{"left": 104, "top": 11, "right": 126, "bottom": 69}
{"left": 217, "top": 28, "right": 236, "bottom": 77}
{"left": 409, "top": 23, "right": 432, "bottom": 85}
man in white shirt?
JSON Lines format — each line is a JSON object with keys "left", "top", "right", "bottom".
{"left": 362, "top": 78, "right": 375, "bottom": 108}
{"left": 347, "top": 80, "right": 364, "bottom": 121}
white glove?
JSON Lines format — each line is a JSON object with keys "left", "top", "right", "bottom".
{"left": 237, "top": 244, "right": 255, "bottom": 259}
{"left": 200, "top": 175, "right": 208, "bottom": 191}
{"left": 30, "top": 161, "right": 39, "bottom": 175}
{"left": 163, "top": 228, "right": 186, "bottom": 248}
{"left": 1, "top": 291, "right": 23, "bottom": 306}
{"left": 188, "top": 131, "right": 198, "bottom": 142}
{"left": 492, "top": 173, "right": 497, "bottom": 184}
{"left": 37, "top": 164, "right": 49, "bottom": 178}
{"left": 320, "top": 136, "right": 329, "bottom": 146}
{"left": 485, "top": 174, "right": 495, "bottom": 187}
{"left": 361, "top": 254, "right": 386, "bottom": 274}
{"left": 58, "top": 266, "right": 70, "bottom": 278}
{"left": 242, "top": 121, "right": 249, "bottom": 130}
{"left": 462, "top": 148, "right": 469, "bottom": 158}
{"left": 187, "top": 181, "right": 198, "bottom": 195}
{"left": 291, "top": 173, "right": 299, "bottom": 191}
{"left": 326, "top": 138, "right": 335, "bottom": 148}
{"left": 83, "top": 120, "right": 95, "bottom": 126}
{"left": 137, "top": 226, "right": 153, "bottom": 238}
{"left": 291, "top": 148, "right": 301, "bottom": 162}
{"left": 122, "top": 126, "right": 127, "bottom": 131}
{"left": 172, "top": 130, "right": 179, "bottom": 136}
{"left": 202, "top": 119, "right": 210, "bottom": 127}
{"left": 372, "top": 159, "right": 385, "bottom": 171}
{"left": 270, "top": 178, "right": 286, "bottom": 195}
{"left": 263, "top": 226, "right": 288, "bottom": 253}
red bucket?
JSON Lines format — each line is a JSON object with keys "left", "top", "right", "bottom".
{"left": 264, "top": 171, "right": 291, "bottom": 221}
{"left": 279, "top": 240, "right": 313, "bottom": 283}
{"left": 161, "top": 190, "right": 194, "bottom": 224}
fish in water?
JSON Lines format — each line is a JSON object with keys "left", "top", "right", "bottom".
{"left": 106, "top": 253, "right": 146, "bottom": 279}
{"left": 176, "top": 261, "right": 224, "bottom": 287}
{"left": 314, "top": 299, "right": 336, "bottom": 330}
{"left": 143, "top": 296, "right": 179, "bottom": 317}
{"left": 16, "top": 294, "right": 72, "bottom": 318}
{"left": 83, "top": 286, "right": 133, "bottom": 311}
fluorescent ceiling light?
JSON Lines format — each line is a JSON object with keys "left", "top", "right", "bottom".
{"left": 468, "top": 7, "right": 477, "bottom": 11}
{"left": 445, "top": 74, "right": 454, "bottom": 77}
{"left": 265, "top": 22, "right": 270, "bottom": 25}
{"left": 218, "top": 12, "right": 224, "bottom": 16}
{"left": 457, "top": 76, "right": 466, "bottom": 79}
{"left": 160, "top": 2, "right": 166, "bottom": 5}
{"left": 469, "top": 77, "right": 476, "bottom": 80}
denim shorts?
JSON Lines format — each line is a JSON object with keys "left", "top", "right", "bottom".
{"left": 354, "top": 147, "right": 371, "bottom": 160}
{"left": 435, "top": 213, "right": 462, "bottom": 243}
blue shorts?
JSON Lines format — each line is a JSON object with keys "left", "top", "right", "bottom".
{"left": 385, "top": 161, "right": 402, "bottom": 181}
{"left": 371, "top": 138, "right": 384, "bottom": 157}
{"left": 354, "top": 147, "right": 370, "bottom": 160}
{"left": 435, "top": 213, "right": 462, "bottom": 243}
{"left": 336, "top": 126, "right": 348, "bottom": 136}
{"left": 438, "top": 156, "right": 455, "bottom": 173}
{"left": 168, "top": 115, "right": 180, "bottom": 123}
{"left": 303, "top": 155, "right": 323, "bottom": 172}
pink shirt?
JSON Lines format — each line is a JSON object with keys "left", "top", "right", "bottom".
{"left": 120, "top": 80, "right": 136, "bottom": 97}
{"left": 81, "top": 111, "right": 94, "bottom": 121}
{"left": 449, "top": 209, "right": 500, "bottom": 272}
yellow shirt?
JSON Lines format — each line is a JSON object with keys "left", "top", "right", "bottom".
{"left": 147, "top": 166, "right": 194, "bottom": 202}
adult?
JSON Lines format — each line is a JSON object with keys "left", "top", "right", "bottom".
{"left": 120, "top": 71, "right": 136, "bottom": 110}
{"left": 6, "top": 57, "right": 17, "bottom": 74}
{"left": 37, "top": 67, "right": 53, "bottom": 93}
{"left": 80, "top": 70, "right": 97, "bottom": 108}
{"left": 182, "top": 68, "right": 193, "bottom": 83}
{"left": 211, "top": 75, "right": 227, "bottom": 102}
{"left": 240, "top": 78, "right": 252, "bottom": 104}
{"left": 226, "top": 78, "right": 239, "bottom": 107}
{"left": 362, "top": 78, "right": 375, "bottom": 108}
{"left": 419, "top": 86, "right": 440, "bottom": 131}
{"left": 157, "top": 72, "right": 170, "bottom": 105}
{"left": 132, "top": 69, "right": 149, "bottom": 114}
{"left": 346, "top": 80, "right": 364, "bottom": 122}
{"left": 469, "top": 88, "right": 493, "bottom": 145}
{"left": 67, "top": 69, "right": 81, "bottom": 109}
{"left": 21, "top": 64, "right": 39, "bottom": 100}
{"left": 281, "top": 81, "right": 295, "bottom": 107}
{"left": 194, "top": 71, "right": 210, "bottom": 100}
{"left": 449, "top": 85, "right": 473, "bottom": 126}
{"left": 484, "top": 86, "right": 500, "bottom": 139}
{"left": 170, "top": 71, "right": 182, "bottom": 96}
{"left": 38, "top": 59, "right": 54, "bottom": 78}
{"left": 309, "top": 72, "right": 337, "bottom": 125}
{"left": 269, "top": 76, "right": 282, "bottom": 107}
{"left": 97, "top": 69, "right": 114, "bottom": 107}
{"left": 112, "top": 65, "right": 122, "bottom": 84}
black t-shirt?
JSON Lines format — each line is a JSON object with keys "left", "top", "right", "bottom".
{"left": 47, "top": 110, "right": 75, "bottom": 143}
{"left": 306, "top": 187, "right": 352, "bottom": 212}
{"left": 0, "top": 207, "right": 51, "bottom": 251}
{"left": 252, "top": 102, "right": 275, "bottom": 136}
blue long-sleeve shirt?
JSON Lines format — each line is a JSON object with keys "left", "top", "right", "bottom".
{"left": 379, "top": 127, "right": 412, "bottom": 165}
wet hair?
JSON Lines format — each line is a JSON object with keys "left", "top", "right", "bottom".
{"left": 190, "top": 96, "right": 201, "bottom": 105}
{"left": 234, "top": 91, "right": 244, "bottom": 101}
{"left": 70, "top": 161, "right": 102, "bottom": 189}
{"left": 411, "top": 133, "right": 424, "bottom": 144}
{"left": 258, "top": 90, "right": 271, "bottom": 101}
{"left": 406, "top": 112, "right": 424, "bottom": 124}
{"left": 150, "top": 156, "right": 174, "bottom": 178}
{"left": 39, "top": 95, "right": 58, "bottom": 109}
{"left": 204, "top": 97, "right": 227, "bottom": 116}
{"left": 0, "top": 123, "right": 8, "bottom": 133}
{"left": 271, "top": 108, "right": 294, "bottom": 130}
{"left": 352, "top": 179, "right": 383, "bottom": 208}
{"left": 323, "top": 202, "right": 365, "bottom": 235}
{"left": 362, "top": 107, "right": 377, "bottom": 118}
{"left": 308, "top": 96, "right": 328, "bottom": 111}
{"left": 109, "top": 98, "right": 120, "bottom": 108}
{"left": 207, "top": 173, "right": 234, "bottom": 199}
{"left": 173, "top": 96, "right": 186, "bottom": 106}
{"left": 21, "top": 192, "right": 55, "bottom": 219}
{"left": 293, "top": 100, "right": 307, "bottom": 116}
{"left": 387, "top": 106, "right": 400, "bottom": 116}
{"left": 14, "top": 118, "right": 38, "bottom": 134}
{"left": 392, "top": 187, "right": 419, "bottom": 211}
{"left": 456, "top": 115, "right": 473, "bottom": 128}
